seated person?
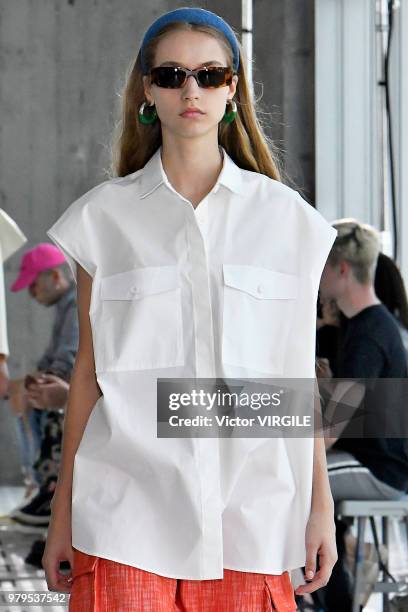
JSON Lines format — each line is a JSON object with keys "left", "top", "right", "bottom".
{"left": 317, "top": 218, "right": 408, "bottom": 612}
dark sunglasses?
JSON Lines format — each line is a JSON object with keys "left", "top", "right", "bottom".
{"left": 149, "top": 66, "right": 234, "bottom": 89}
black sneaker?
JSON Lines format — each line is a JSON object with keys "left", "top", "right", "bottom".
{"left": 24, "top": 539, "right": 71, "bottom": 572}
{"left": 25, "top": 539, "right": 46, "bottom": 569}
{"left": 11, "top": 487, "right": 53, "bottom": 525}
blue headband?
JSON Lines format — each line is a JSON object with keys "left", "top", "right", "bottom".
{"left": 140, "top": 7, "right": 240, "bottom": 74}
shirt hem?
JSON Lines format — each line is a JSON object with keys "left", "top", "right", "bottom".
{"left": 71, "top": 543, "right": 223, "bottom": 580}
{"left": 72, "top": 542, "right": 305, "bottom": 580}
{"left": 222, "top": 558, "right": 306, "bottom": 576}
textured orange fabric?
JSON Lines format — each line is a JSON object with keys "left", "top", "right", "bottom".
{"left": 69, "top": 548, "right": 298, "bottom": 611}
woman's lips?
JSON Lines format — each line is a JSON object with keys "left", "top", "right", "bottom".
{"left": 180, "top": 110, "right": 205, "bottom": 118}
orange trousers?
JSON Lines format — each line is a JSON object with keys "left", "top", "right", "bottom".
{"left": 69, "top": 548, "right": 298, "bottom": 611}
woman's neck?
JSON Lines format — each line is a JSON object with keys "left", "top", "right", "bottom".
{"left": 160, "top": 137, "right": 223, "bottom": 207}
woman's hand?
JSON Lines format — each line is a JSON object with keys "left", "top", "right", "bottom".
{"left": 42, "top": 494, "right": 74, "bottom": 593}
{"left": 294, "top": 506, "right": 338, "bottom": 596}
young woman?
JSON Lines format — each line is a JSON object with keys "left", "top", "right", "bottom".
{"left": 43, "top": 7, "right": 338, "bottom": 611}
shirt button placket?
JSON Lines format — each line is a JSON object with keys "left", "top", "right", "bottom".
{"left": 187, "top": 211, "right": 214, "bottom": 378}
{"left": 194, "top": 198, "right": 209, "bottom": 240}
{"left": 186, "top": 206, "right": 223, "bottom": 578}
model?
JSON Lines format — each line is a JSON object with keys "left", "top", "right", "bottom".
{"left": 43, "top": 7, "right": 338, "bottom": 611}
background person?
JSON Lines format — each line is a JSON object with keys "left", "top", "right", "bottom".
{"left": 9, "top": 243, "right": 78, "bottom": 568}
{"left": 318, "top": 219, "right": 408, "bottom": 612}
{"left": 0, "top": 209, "right": 27, "bottom": 397}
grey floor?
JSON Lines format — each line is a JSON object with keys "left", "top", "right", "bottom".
{"left": 0, "top": 487, "right": 67, "bottom": 612}
{"left": 0, "top": 487, "right": 407, "bottom": 611}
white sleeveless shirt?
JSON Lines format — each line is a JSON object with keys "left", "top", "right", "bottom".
{"left": 46, "top": 146, "right": 337, "bottom": 580}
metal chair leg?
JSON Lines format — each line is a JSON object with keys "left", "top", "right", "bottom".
{"left": 352, "top": 516, "right": 367, "bottom": 612}
{"left": 382, "top": 516, "right": 390, "bottom": 612}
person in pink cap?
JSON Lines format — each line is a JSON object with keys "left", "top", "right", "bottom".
{"left": 8, "top": 242, "right": 79, "bottom": 569}
{"left": 11, "top": 243, "right": 67, "bottom": 294}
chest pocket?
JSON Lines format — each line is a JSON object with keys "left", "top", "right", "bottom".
{"left": 221, "top": 264, "right": 299, "bottom": 375}
{"left": 95, "top": 265, "right": 184, "bottom": 372}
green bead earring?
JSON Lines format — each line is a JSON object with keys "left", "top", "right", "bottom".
{"left": 138, "top": 101, "right": 158, "bottom": 125}
{"left": 222, "top": 99, "right": 237, "bottom": 124}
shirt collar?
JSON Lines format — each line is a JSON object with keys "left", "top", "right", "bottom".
{"left": 139, "top": 145, "right": 243, "bottom": 199}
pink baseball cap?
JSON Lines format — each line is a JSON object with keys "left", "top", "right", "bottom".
{"left": 10, "top": 243, "right": 67, "bottom": 292}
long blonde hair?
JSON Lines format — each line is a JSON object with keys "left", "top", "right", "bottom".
{"left": 110, "top": 21, "right": 285, "bottom": 182}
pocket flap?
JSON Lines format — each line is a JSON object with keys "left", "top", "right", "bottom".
{"left": 264, "top": 572, "right": 297, "bottom": 611}
{"left": 101, "top": 265, "right": 180, "bottom": 300}
{"left": 223, "top": 264, "right": 299, "bottom": 299}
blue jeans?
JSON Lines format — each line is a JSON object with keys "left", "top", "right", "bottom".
{"left": 14, "top": 408, "right": 47, "bottom": 486}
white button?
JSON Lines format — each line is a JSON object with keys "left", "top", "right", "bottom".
{"left": 130, "top": 286, "right": 139, "bottom": 295}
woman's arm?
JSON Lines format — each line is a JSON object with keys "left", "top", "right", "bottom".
{"left": 312, "top": 436, "right": 335, "bottom": 511}
{"left": 43, "top": 263, "right": 101, "bottom": 592}
{"left": 50, "top": 262, "right": 102, "bottom": 512}
{"left": 311, "top": 380, "right": 335, "bottom": 511}
{"left": 295, "top": 389, "right": 338, "bottom": 596}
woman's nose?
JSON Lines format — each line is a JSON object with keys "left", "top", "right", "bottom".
{"left": 183, "top": 75, "right": 201, "bottom": 95}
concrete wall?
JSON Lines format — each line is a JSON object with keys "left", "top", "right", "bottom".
{"left": 0, "top": 0, "right": 314, "bottom": 484}
{"left": 253, "top": 0, "right": 315, "bottom": 199}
